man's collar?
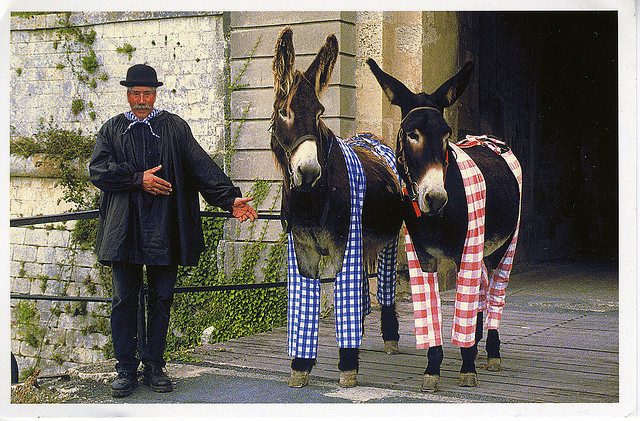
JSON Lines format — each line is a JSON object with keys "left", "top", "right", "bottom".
{"left": 122, "top": 109, "right": 162, "bottom": 137}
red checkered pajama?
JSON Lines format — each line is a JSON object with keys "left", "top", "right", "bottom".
{"left": 404, "top": 137, "right": 522, "bottom": 349}
{"left": 478, "top": 148, "right": 522, "bottom": 329}
{"left": 404, "top": 144, "right": 486, "bottom": 348}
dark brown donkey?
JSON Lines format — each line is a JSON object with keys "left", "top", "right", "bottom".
{"left": 367, "top": 58, "right": 521, "bottom": 391}
{"left": 271, "top": 28, "right": 403, "bottom": 388}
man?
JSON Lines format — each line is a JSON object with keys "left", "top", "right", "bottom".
{"left": 89, "top": 64, "right": 257, "bottom": 398}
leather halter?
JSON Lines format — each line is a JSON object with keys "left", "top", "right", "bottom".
{"left": 396, "top": 106, "right": 450, "bottom": 217}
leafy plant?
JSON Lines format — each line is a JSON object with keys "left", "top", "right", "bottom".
{"left": 116, "top": 43, "right": 136, "bottom": 60}
{"left": 71, "top": 98, "right": 85, "bottom": 116}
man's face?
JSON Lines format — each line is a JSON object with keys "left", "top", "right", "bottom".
{"left": 127, "top": 86, "right": 157, "bottom": 120}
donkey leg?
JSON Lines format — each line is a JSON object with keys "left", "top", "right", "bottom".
{"left": 381, "top": 304, "right": 400, "bottom": 354}
{"left": 377, "top": 238, "right": 400, "bottom": 354}
{"left": 475, "top": 312, "right": 484, "bottom": 347}
{"left": 422, "top": 345, "right": 443, "bottom": 392}
{"left": 338, "top": 348, "right": 359, "bottom": 387}
{"left": 289, "top": 358, "right": 316, "bottom": 388}
{"left": 458, "top": 345, "right": 479, "bottom": 387}
{"left": 485, "top": 329, "right": 501, "bottom": 371}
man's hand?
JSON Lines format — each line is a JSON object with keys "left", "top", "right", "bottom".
{"left": 142, "top": 165, "right": 172, "bottom": 195}
{"left": 232, "top": 197, "right": 258, "bottom": 223}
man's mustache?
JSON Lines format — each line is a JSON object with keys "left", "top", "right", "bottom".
{"left": 132, "top": 104, "right": 152, "bottom": 110}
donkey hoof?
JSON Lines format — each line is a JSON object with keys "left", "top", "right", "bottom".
{"left": 458, "top": 372, "right": 478, "bottom": 387}
{"left": 339, "top": 370, "right": 357, "bottom": 388}
{"left": 484, "top": 358, "right": 501, "bottom": 371}
{"left": 384, "top": 340, "right": 399, "bottom": 355}
{"left": 288, "top": 370, "right": 309, "bottom": 388}
{"left": 421, "top": 374, "right": 440, "bottom": 392}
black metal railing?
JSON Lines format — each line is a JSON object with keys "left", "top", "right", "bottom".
{"left": 10, "top": 209, "right": 404, "bottom": 303}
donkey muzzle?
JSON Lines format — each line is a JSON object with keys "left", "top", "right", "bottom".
{"left": 417, "top": 167, "right": 448, "bottom": 216}
{"left": 421, "top": 189, "right": 448, "bottom": 216}
{"left": 290, "top": 138, "right": 321, "bottom": 191}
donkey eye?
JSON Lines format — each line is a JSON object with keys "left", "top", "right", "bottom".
{"left": 407, "top": 131, "right": 420, "bottom": 142}
{"left": 279, "top": 108, "right": 287, "bottom": 118}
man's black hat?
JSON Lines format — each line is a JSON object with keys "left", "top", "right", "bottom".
{"left": 120, "top": 64, "right": 163, "bottom": 88}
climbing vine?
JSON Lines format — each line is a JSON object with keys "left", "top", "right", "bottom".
{"left": 166, "top": 35, "right": 288, "bottom": 357}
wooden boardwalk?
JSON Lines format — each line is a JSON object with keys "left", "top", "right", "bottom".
{"left": 191, "top": 264, "right": 619, "bottom": 403}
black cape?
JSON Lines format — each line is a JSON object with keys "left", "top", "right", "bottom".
{"left": 89, "top": 111, "right": 241, "bottom": 266}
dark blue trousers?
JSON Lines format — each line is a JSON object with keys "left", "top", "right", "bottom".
{"left": 110, "top": 262, "right": 178, "bottom": 373}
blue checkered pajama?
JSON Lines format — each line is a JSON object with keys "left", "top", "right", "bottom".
{"left": 346, "top": 135, "right": 401, "bottom": 307}
{"left": 287, "top": 135, "right": 400, "bottom": 359}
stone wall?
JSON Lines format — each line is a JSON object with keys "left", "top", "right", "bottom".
{"left": 9, "top": 11, "right": 228, "bottom": 376}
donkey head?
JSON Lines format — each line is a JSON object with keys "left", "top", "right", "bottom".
{"left": 270, "top": 27, "right": 338, "bottom": 192}
{"left": 367, "top": 58, "right": 474, "bottom": 216}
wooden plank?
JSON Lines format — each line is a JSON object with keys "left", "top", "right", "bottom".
{"left": 197, "top": 337, "right": 619, "bottom": 397}
{"left": 190, "top": 287, "right": 619, "bottom": 403}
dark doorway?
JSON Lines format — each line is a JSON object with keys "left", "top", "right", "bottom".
{"left": 476, "top": 11, "right": 618, "bottom": 263}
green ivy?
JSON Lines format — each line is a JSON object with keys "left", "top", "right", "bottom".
{"left": 116, "top": 43, "right": 136, "bottom": 60}
{"left": 12, "top": 302, "right": 46, "bottom": 349}
{"left": 166, "top": 201, "right": 287, "bottom": 356}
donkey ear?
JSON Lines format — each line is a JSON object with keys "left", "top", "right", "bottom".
{"left": 273, "top": 27, "right": 295, "bottom": 96}
{"left": 304, "top": 34, "right": 338, "bottom": 98}
{"left": 366, "top": 58, "right": 415, "bottom": 108}
{"left": 430, "top": 61, "right": 474, "bottom": 109}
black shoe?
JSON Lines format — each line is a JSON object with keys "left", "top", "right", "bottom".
{"left": 143, "top": 363, "right": 173, "bottom": 392}
{"left": 111, "top": 371, "right": 137, "bottom": 398}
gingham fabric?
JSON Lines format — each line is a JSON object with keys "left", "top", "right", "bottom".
{"left": 375, "top": 239, "right": 398, "bottom": 306}
{"left": 404, "top": 226, "right": 442, "bottom": 347}
{"left": 345, "top": 134, "right": 401, "bottom": 307}
{"left": 477, "top": 142, "right": 523, "bottom": 329}
{"left": 122, "top": 108, "right": 162, "bottom": 138}
{"left": 404, "top": 135, "right": 522, "bottom": 349}
{"left": 449, "top": 143, "right": 486, "bottom": 347}
{"left": 287, "top": 137, "right": 366, "bottom": 358}
{"left": 287, "top": 135, "right": 401, "bottom": 358}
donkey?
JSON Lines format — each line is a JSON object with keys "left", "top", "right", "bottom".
{"left": 367, "top": 58, "right": 522, "bottom": 391}
{"left": 271, "top": 28, "right": 403, "bottom": 388}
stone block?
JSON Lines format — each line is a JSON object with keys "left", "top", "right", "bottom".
{"left": 228, "top": 150, "right": 281, "bottom": 181}
{"left": 36, "top": 246, "right": 56, "bottom": 264}
{"left": 23, "top": 262, "right": 43, "bottom": 278}
{"left": 71, "top": 266, "right": 91, "bottom": 282}
{"left": 45, "top": 328, "right": 67, "bottom": 347}
{"left": 10, "top": 227, "right": 26, "bottom": 245}
{"left": 44, "top": 279, "right": 66, "bottom": 296}
{"left": 69, "top": 347, "right": 103, "bottom": 364}
{"left": 85, "top": 332, "right": 110, "bottom": 349}
{"left": 39, "top": 344, "right": 55, "bottom": 360}
{"left": 11, "top": 339, "right": 22, "bottom": 354}
{"left": 10, "top": 260, "right": 24, "bottom": 277}
{"left": 47, "top": 230, "right": 70, "bottom": 248}
{"left": 75, "top": 250, "right": 98, "bottom": 268}
{"left": 41, "top": 263, "right": 63, "bottom": 280}
{"left": 10, "top": 276, "right": 31, "bottom": 294}
{"left": 65, "top": 330, "right": 86, "bottom": 348}
{"left": 20, "top": 341, "right": 39, "bottom": 358}
{"left": 57, "top": 313, "right": 76, "bottom": 330}
{"left": 54, "top": 247, "right": 72, "bottom": 264}
{"left": 12, "top": 244, "right": 38, "bottom": 262}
